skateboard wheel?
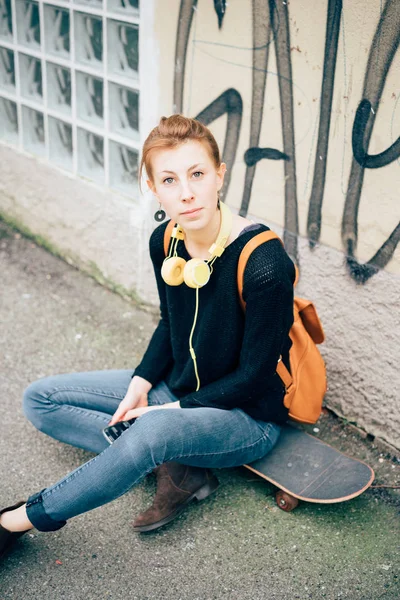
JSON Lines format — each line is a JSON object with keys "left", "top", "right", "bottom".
{"left": 276, "top": 490, "right": 299, "bottom": 512}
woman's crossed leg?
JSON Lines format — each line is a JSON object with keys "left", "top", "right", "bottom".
{"left": 2, "top": 370, "right": 280, "bottom": 536}
{"left": 24, "top": 400, "right": 279, "bottom": 531}
{"left": 22, "top": 369, "right": 178, "bottom": 454}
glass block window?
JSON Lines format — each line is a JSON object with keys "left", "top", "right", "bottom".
{"left": 0, "top": 46, "right": 15, "bottom": 92}
{"left": 0, "top": 97, "right": 18, "bottom": 143}
{"left": 0, "top": 0, "right": 14, "bottom": 42}
{"left": 0, "top": 0, "right": 140, "bottom": 194}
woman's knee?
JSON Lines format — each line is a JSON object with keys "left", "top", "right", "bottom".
{"left": 130, "top": 409, "right": 187, "bottom": 463}
{"left": 22, "top": 377, "right": 56, "bottom": 429}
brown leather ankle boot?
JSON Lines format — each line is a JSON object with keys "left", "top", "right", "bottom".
{"left": 0, "top": 500, "right": 29, "bottom": 559}
{"left": 133, "top": 463, "right": 219, "bottom": 533}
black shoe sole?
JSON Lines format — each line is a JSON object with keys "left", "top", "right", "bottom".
{"left": 0, "top": 500, "right": 28, "bottom": 560}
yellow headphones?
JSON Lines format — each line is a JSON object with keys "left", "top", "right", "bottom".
{"left": 161, "top": 201, "right": 233, "bottom": 392}
{"left": 161, "top": 201, "right": 233, "bottom": 289}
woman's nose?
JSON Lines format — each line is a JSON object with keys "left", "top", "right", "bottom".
{"left": 180, "top": 182, "right": 195, "bottom": 202}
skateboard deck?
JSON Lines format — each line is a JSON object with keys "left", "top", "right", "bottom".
{"left": 245, "top": 425, "right": 375, "bottom": 511}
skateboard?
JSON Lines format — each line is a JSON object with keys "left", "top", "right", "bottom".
{"left": 244, "top": 425, "right": 375, "bottom": 511}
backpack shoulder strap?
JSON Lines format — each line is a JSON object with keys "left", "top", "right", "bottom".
{"left": 163, "top": 220, "right": 176, "bottom": 256}
{"left": 237, "top": 230, "right": 282, "bottom": 311}
{"left": 237, "top": 230, "right": 294, "bottom": 391}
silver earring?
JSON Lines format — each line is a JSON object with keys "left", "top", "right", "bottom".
{"left": 154, "top": 203, "right": 166, "bottom": 222}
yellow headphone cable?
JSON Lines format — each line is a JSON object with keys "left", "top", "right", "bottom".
{"left": 188, "top": 254, "right": 219, "bottom": 391}
{"left": 163, "top": 203, "right": 232, "bottom": 392}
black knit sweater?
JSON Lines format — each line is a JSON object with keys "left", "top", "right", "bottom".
{"left": 134, "top": 220, "right": 296, "bottom": 424}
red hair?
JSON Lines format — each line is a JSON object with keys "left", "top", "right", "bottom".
{"left": 140, "top": 115, "right": 221, "bottom": 185}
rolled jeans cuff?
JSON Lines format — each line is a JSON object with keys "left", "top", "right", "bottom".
{"left": 26, "top": 489, "right": 67, "bottom": 532}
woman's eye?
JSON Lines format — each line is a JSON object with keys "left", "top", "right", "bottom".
{"left": 163, "top": 177, "right": 174, "bottom": 184}
{"left": 192, "top": 171, "right": 203, "bottom": 178}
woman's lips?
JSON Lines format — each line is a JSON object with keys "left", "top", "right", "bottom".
{"left": 180, "top": 208, "right": 203, "bottom": 216}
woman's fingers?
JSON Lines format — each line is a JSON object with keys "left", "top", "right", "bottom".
{"left": 109, "top": 393, "right": 136, "bottom": 425}
{"left": 124, "top": 407, "right": 148, "bottom": 420}
{"left": 108, "top": 413, "right": 122, "bottom": 426}
{"left": 108, "top": 406, "right": 128, "bottom": 426}
{"left": 108, "top": 392, "right": 149, "bottom": 425}
{"left": 124, "top": 405, "right": 159, "bottom": 420}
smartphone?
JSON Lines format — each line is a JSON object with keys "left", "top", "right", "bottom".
{"left": 102, "top": 417, "right": 137, "bottom": 444}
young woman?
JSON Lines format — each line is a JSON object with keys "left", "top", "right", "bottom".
{"left": 0, "top": 115, "right": 295, "bottom": 557}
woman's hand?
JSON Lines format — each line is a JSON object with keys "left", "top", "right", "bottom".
{"left": 123, "top": 401, "right": 181, "bottom": 421}
{"left": 108, "top": 376, "right": 152, "bottom": 426}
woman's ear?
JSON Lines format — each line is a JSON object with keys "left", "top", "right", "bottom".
{"left": 147, "top": 179, "right": 157, "bottom": 197}
{"left": 217, "top": 162, "right": 227, "bottom": 190}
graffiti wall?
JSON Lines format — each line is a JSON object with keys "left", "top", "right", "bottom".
{"left": 154, "top": 0, "right": 400, "bottom": 446}
{"left": 156, "top": 0, "right": 399, "bottom": 280}
{"left": 0, "top": 0, "right": 398, "bottom": 446}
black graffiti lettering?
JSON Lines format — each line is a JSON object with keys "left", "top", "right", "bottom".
{"left": 173, "top": 0, "right": 399, "bottom": 283}
{"left": 345, "top": 241, "right": 380, "bottom": 285}
{"left": 307, "top": 0, "right": 342, "bottom": 248}
{"left": 196, "top": 89, "right": 243, "bottom": 197}
{"left": 369, "top": 223, "right": 400, "bottom": 272}
{"left": 352, "top": 99, "right": 400, "bottom": 169}
{"left": 213, "top": 0, "right": 227, "bottom": 29}
{"left": 346, "top": 222, "right": 400, "bottom": 283}
{"left": 343, "top": 0, "right": 400, "bottom": 281}
{"left": 238, "top": 0, "right": 298, "bottom": 262}
{"left": 239, "top": 0, "right": 271, "bottom": 221}
{"left": 244, "top": 147, "right": 290, "bottom": 166}
{"left": 268, "top": 0, "right": 298, "bottom": 263}
{"left": 174, "top": 0, "right": 198, "bottom": 114}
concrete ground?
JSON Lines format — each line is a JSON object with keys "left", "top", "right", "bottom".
{"left": 0, "top": 219, "right": 399, "bottom": 600}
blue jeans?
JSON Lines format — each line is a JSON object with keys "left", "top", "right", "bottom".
{"left": 22, "top": 370, "right": 281, "bottom": 532}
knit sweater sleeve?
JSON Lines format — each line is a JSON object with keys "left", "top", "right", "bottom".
{"left": 133, "top": 223, "right": 174, "bottom": 385}
{"left": 179, "top": 239, "right": 295, "bottom": 411}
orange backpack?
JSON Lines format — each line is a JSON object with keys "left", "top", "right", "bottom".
{"left": 163, "top": 224, "right": 327, "bottom": 424}
{"left": 238, "top": 231, "right": 327, "bottom": 424}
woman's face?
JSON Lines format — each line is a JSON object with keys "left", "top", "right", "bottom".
{"left": 148, "top": 140, "right": 226, "bottom": 231}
